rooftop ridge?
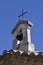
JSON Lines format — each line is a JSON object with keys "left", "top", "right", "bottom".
{"left": 1, "top": 49, "right": 43, "bottom": 56}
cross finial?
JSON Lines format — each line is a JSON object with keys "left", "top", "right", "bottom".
{"left": 18, "top": 9, "right": 28, "bottom": 19}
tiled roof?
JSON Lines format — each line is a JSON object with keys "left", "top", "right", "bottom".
{"left": 0, "top": 49, "right": 43, "bottom": 65}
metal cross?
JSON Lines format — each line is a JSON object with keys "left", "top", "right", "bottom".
{"left": 18, "top": 9, "right": 28, "bottom": 19}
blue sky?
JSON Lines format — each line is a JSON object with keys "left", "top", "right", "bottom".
{"left": 0, "top": 0, "right": 43, "bottom": 54}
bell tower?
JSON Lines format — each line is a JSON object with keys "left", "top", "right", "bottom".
{"left": 12, "top": 20, "right": 35, "bottom": 52}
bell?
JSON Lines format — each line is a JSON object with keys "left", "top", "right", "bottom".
{"left": 16, "top": 33, "right": 23, "bottom": 41}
